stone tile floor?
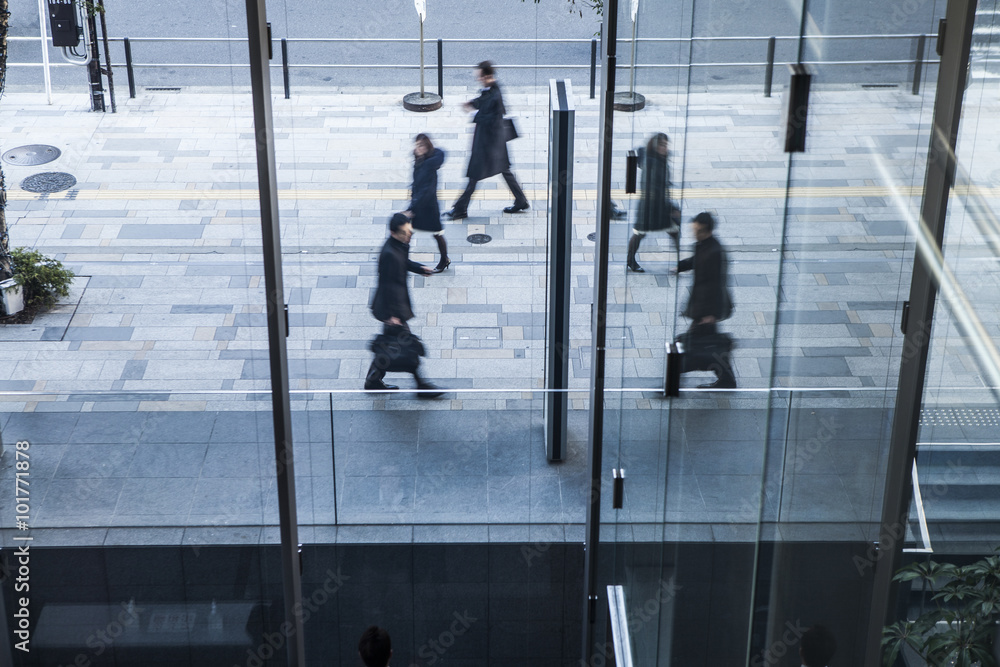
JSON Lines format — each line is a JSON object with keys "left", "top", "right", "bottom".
{"left": 0, "top": 84, "right": 998, "bottom": 546}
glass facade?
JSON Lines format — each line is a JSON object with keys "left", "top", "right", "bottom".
{"left": 0, "top": 0, "right": 997, "bottom": 664}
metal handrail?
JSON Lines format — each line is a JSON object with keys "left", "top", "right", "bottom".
{"left": 5, "top": 32, "right": 942, "bottom": 100}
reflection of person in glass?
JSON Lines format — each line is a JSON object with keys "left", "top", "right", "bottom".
{"left": 443, "top": 60, "right": 529, "bottom": 220}
{"left": 627, "top": 132, "right": 681, "bottom": 273}
{"left": 674, "top": 212, "right": 736, "bottom": 389}
{"left": 408, "top": 134, "right": 449, "bottom": 273}
{"left": 800, "top": 625, "right": 836, "bottom": 667}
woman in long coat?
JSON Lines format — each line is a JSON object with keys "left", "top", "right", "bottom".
{"left": 627, "top": 132, "right": 681, "bottom": 273}
{"left": 408, "top": 134, "right": 449, "bottom": 272}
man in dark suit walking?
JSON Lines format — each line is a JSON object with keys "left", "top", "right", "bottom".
{"left": 365, "top": 213, "right": 443, "bottom": 397}
{"left": 443, "top": 61, "right": 529, "bottom": 220}
{"left": 674, "top": 211, "right": 736, "bottom": 389}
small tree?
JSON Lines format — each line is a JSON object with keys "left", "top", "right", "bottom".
{"left": 9, "top": 248, "right": 75, "bottom": 308}
{"left": 882, "top": 555, "right": 1000, "bottom": 667}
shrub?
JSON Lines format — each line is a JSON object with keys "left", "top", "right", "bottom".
{"left": 10, "top": 247, "right": 75, "bottom": 308}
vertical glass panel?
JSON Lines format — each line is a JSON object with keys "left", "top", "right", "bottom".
{"left": 755, "top": 0, "right": 943, "bottom": 664}
{"left": 914, "top": 0, "right": 1000, "bottom": 554}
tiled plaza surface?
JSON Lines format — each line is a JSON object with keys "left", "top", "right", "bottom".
{"left": 0, "top": 83, "right": 998, "bottom": 547}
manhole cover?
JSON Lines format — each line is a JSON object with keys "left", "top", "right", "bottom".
{"left": 467, "top": 234, "right": 492, "bottom": 245}
{"left": 2, "top": 144, "right": 61, "bottom": 166}
{"left": 587, "top": 232, "right": 597, "bottom": 242}
{"left": 20, "top": 172, "right": 77, "bottom": 194}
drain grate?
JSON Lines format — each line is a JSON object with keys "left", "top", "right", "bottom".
{"left": 146, "top": 87, "right": 182, "bottom": 92}
{"left": 861, "top": 84, "right": 899, "bottom": 89}
{"left": 2, "top": 144, "right": 61, "bottom": 166}
{"left": 20, "top": 172, "right": 77, "bottom": 193}
{"left": 455, "top": 327, "right": 502, "bottom": 349}
{"left": 587, "top": 232, "right": 597, "bottom": 242}
{"left": 919, "top": 408, "right": 1000, "bottom": 427}
{"left": 467, "top": 233, "right": 492, "bottom": 245}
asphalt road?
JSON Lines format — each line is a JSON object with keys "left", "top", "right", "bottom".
{"left": 5, "top": 0, "right": 941, "bottom": 91}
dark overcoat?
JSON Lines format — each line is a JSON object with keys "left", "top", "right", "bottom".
{"left": 466, "top": 84, "right": 510, "bottom": 181}
{"left": 409, "top": 148, "right": 445, "bottom": 232}
{"left": 677, "top": 235, "right": 733, "bottom": 321}
{"left": 634, "top": 146, "right": 679, "bottom": 233}
{"left": 370, "top": 236, "right": 424, "bottom": 323}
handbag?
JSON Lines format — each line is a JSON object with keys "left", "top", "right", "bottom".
{"left": 369, "top": 326, "right": 426, "bottom": 374}
{"left": 502, "top": 116, "right": 519, "bottom": 142}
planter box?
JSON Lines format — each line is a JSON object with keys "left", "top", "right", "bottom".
{"left": 1, "top": 278, "right": 24, "bottom": 316}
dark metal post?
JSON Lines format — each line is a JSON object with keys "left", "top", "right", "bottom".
{"left": 96, "top": 0, "right": 115, "bottom": 112}
{"left": 545, "top": 79, "right": 575, "bottom": 462}
{"left": 583, "top": 0, "right": 618, "bottom": 662}
{"left": 86, "top": 10, "right": 105, "bottom": 111}
{"left": 244, "top": 0, "right": 306, "bottom": 664}
{"left": 590, "top": 38, "right": 597, "bottom": 99}
{"left": 864, "top": 1, "right": 978, "bottom": 664}
{"left": 437, "top": 38, "right": 443, "bottom": 99}
{"left": 281, "top": 37, "right": 290, "bottom": 99}
{"left": 123, "top": 37, "right": 136, "bottom": 98}
{"left": 764, "top": 36, "right": 776, "bottom": 97}
{"left": 912, "top": 33, "right": 927, "bottom": 95}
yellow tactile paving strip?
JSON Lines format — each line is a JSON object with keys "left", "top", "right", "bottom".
{"left": 9, "top": 184, "right": 986, "bottom": 201}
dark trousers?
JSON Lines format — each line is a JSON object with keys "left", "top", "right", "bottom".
{"left": 366, "top": 323, "right": 422, "bottom": 384}
{"left": 453, "top": 169, "right": 528, "bottom": 214}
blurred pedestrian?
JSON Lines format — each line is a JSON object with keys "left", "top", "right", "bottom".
{"left": 627, "top": 132, "right": 681, "bottom": 273}
{"left": 365, "top": 213, "right": 443, "bottom": 397}
{"left": 674, "top": 212, "right": 736, "bottom": 389}
{"left": 358, "top": 626, "right": 392, "bottom": 667}
{"left": 408, "top": 134, "right": 449, "bottom": 272}
{"left": 443, "top": 60, "right": 529, "bottom": 220}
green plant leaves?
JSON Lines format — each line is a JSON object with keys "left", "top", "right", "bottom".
{"left": 9, "top": 247, "right": 75, "bottom": 308}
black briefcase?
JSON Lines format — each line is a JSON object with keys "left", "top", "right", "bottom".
{"left": 675, "top": 329, "right": 733, "bottom": 373}
{"left": 502, "top": 116, "right": 519, "bottom": 142}
{"left": 369, "top": 326, "right": 426, "bottom": 374}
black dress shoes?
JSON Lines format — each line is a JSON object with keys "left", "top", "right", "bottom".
{"left": 364, "top": 380, "right": 399, "bottom": 391}
{"left": 443, "top": 209, "right": 468, "bottom": 220}
{"left": 432, "top": 258, "right": 451, "bottom": 273}
{"left": 697, "top": 379, "right": 737, "bottom": 390}
{"left": 416, "top": 382, "right": 444, "bottom": 399}
{"left": 627, "top": 260, "right": 644, "bottom": 273}
{"left": 503, "top": 203, "right": 530, "bottom": 214}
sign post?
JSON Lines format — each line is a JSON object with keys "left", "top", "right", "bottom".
{"left": 403, "top": 0, "right": 442, "bottom": 111}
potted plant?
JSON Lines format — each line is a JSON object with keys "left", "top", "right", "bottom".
{"left": 883, "top": 555, "right": 1000, "bottom": 667}
{"left": 0, "top": 247, "right": 75, "bottom": 319}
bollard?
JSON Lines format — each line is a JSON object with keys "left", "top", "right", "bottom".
{"left": 912, "top": 34, "right": 926, "bottom": 95}
{"left": 590, "top": 38, "right": 597, "bottom": 99}
{"left": 764, "top": 36, "right": 776, "bottom": 97}
{"left": 281, "top": 38, "right": 290, "bottom": 99}
{"left": 437, "top": 38, "right": 443, "bottom": 99}
{"left": 123, "top": 37, "right": 136, "bottom": 99}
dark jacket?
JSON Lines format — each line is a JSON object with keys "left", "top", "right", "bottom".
{"left": 677, "top": 235, "right": 733, "bottom": 321}
{"left": 410, "top": 148, "right": 445, "bottom": 232}
{"left": 370, "top": 236, "right": 424, "bottom": 323}
{"left": 635, "top": 146, "right": 679, "bottom": 233}
{"left": 466, "top": 84, "right": 510, "bottom": 180}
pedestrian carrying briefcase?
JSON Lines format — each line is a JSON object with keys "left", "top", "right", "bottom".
{"left": 369, "top": 326, "right": 426, "bottom": 374}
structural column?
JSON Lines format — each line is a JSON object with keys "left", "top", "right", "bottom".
{"left": 244, "top": 1, "right": 305, "bottom": 664}
{"left": 864, "top": 1, "right": 978, "bottom": 664}
{"left": 583, "top": 0, "right": 619, "bottom": 662}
